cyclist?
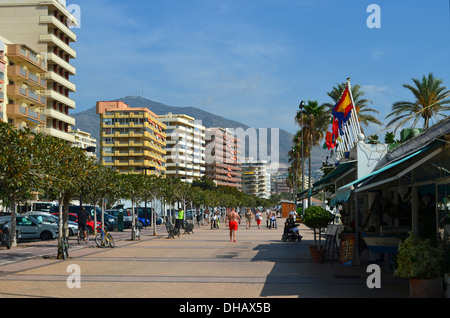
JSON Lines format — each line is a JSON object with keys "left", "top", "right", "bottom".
{"left": 77, "top": 207, "right": 92, "bottom": 242}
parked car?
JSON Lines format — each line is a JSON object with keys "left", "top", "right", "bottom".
{"left": 50, "top": 212, "right": 100, "bottom": 234}
{"left": 125, "top": 207, "right": 152, "bottom": 227}
{"left": 24, "top": 211, "right": 78, "bottom": 236}
{"left": 0, "top": 215, "right": 58, "bottom": 241}
{"left": 106, "top": 209, "right": 132, "bottom": 229}
{"left": 31, "top": 201, "right": 57, "bottom": 212}
{"left": 50, "top": 205, "right": 118, "bottom": 231}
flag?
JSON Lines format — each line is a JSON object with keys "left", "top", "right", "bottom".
{"left": 332, "top": 85, "right": 354, "bottom": 124}
{"left": 324, "top": 117, "right": 339, "bottom": 150}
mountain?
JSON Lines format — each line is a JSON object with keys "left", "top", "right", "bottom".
{"left": 72, "top": 96, "right": 328, "bottom": 176}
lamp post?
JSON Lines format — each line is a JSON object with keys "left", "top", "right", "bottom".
{"left": 299, "top": 101, "right": 305, "bottom": 216}
{"left": 137, "top": 166, "right": 157, "bottom": 236}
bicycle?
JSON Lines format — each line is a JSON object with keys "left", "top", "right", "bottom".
{"left": 0, "top": 223, "right": 11, "bottom": 250}
{"left": 95, "top": 227, "right": 115, "bottom": 248}
{"left": 77, "top": 226, "right": 89, "bottom": 244}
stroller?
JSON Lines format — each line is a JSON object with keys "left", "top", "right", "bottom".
{"left": 281, "top": 224, "right": 302, "bottom": 242}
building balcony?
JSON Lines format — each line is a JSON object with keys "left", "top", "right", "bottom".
{"left": 39, "top": 15, "right": 77, "bottom": 42}
{"left": 44, "top": 127, "right": 76, "bottom": 143}
{"left": 44, "top": 89, "right": 76, "bottom": 109}
{"left": 7, "top": 85, "right": 46, "bottom": 107}
{"left": 7, "top": 66, "right": 47, "bottom": 90}
{"left": 6, "top": 44, "right": 47, "bottom": 72}
{"left": 6, "top": 104, "right": 46, "bottom": 125}
{"left": 44, "top": 109, "right": 76, "bottom": 126}
{"left": 45, "top": 71, "right": 76, "bottom": 92}
{"left": 46, "top": 53, "right": 76, "bottom": 75}
{"left": 39, "top": 34, "right": 76, "bottom": 59}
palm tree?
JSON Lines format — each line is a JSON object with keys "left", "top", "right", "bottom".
{"left": 386, "top": 73, "right": 450, "bottom": 132}
{"left": 295, "top": 100, "right": 328, "bottom": 206}
{"left": 323, "top": 82, "right": 382, "bottom": 128}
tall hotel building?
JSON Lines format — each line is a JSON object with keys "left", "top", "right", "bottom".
{"left": 0, "top": 35, "right": 47, "bottom": 132}
{"left": 241, "top": 159, "right": 271, "bottom": 199}
{"left": 96, "top": 101, "right": 166, "bottom": 176}
{"left": 159, "top": 113, "right": 206, "bottom": 183}
{"left": 0, "top": 0, "right": 78, "bottom": 143}
{"left": 205, "top": 127, "right": 241, "bottom": 188}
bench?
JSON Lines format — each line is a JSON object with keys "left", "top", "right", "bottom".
{"left": 183, "top": 220, "right": 194, "bottom": 234}
{"left": 164, "top": 221, "right": 180, "bottom": 239}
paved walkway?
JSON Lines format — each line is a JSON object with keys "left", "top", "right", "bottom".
{"left": 0, "top": 218, "right": 410, "bottom": 299}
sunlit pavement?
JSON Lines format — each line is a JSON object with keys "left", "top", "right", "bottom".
{"left": 0, "top": 219, "right": 409, "bottom": 299}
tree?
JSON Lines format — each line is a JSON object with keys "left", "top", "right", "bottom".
{"left": 386, "top": 73, "right": 450, "bottom": 132}
{"left": 120, "top": 172, "right": 145, "bottom": 240}
{"left": 0, "top": 123, "right": 40, "bottom": 246}
{"left": 295, "top": 100, "right": 328, "bottom": 206}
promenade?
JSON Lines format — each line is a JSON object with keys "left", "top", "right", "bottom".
{"left": 0, "top": 218, "right": 409, "bottom": 299}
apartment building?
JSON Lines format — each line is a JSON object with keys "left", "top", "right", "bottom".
{"left": 69, "top": 128, "right": 97, "bottom": 157}
{"left": 0, "top": 36, "right": 47, "bottom": 133}
{"left": 205, "top": 127, "right": 241, "bottom": 188}
{"left": 241, "top": 159, "right": 271, "bottom": 199}
{"left": 0, "top": 0, "right": 78, "bottom": 143}
{"left": 159, "top": 113, "right": 205, "bottom": 183}
{"left": 96, "top": 101, "right": 166, "bottom": 176}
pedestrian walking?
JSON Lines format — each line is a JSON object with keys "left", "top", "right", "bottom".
{"left": 226, "top": 208, "right": 241, "bottom": 242}
{"left": 245, "top": 208, "right": 252, "bottom": 229}
{"left": 255, "top": 209, "right": 262, "bottom": 229}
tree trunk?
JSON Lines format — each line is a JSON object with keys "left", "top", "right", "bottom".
{"left": 10, "top": 195, "right": 17, "bottom": 247}
{"left": 131, "top": 200, "right": 136, "bottom": 240}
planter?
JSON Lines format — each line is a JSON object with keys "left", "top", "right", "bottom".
{"left": 409, "top": 277, "right": 441, "bottom": 298}
{"left": 309, "top": 245, "right": 326, "bottom": 264}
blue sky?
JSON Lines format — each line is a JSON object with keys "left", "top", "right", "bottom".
{"left": 71, "top": 0, "right": 450, "bottom": 138}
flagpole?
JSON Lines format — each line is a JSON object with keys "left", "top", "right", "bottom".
{"left": 346, "top": 78, "right": 363, "bottom": 137}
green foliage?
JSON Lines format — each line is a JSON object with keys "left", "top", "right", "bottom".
{"left": 367, "top": 134, "right": 380, "bottom": 144}
{"left": 384, "top": 131, "right": 396, "bottom": 144}
{"left": 395, "top": 232, "right": 443, "bottom": 279}
{"left": 303, "top": 206, "right": 333, "bottom": 230}
{"left": 303, "top": 206, "right": 333, "bottom": 248}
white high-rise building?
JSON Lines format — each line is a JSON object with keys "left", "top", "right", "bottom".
{"left": 159, "top": 113, "right": 206, "bottom": 183}
{"left": 241, "top": 158, "right": 271, "bottom": 199}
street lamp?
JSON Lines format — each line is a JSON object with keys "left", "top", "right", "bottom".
{"left": 299, "top": 100, "right": 305, "bottom": 216}
{"left": 137, "top": 166, "right": 157, "bottom": 236}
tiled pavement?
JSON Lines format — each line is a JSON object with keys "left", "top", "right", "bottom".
{"left": 0, "top": 219, "right": 410, "bottom": 299}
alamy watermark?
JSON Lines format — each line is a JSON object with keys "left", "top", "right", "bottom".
{"left": 66, "top": 264, "right": 81, "bottom": 289}
{"left": 367, "top": 4, "right": 381, "bottom": 29}
{"left": 165, "top": 121, "right": 280, "bottom": 171}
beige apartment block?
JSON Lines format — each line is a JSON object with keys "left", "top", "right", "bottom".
{"left": 69, "top": 128, "right": 96, "bottom": 157}
{"left": 0, "top": 35, "right": 47, "bottom": 133}
{"left": 159, "top": 113, "right": 206, "bottom": 183}
{"left": 0, "top": 0, "right": 78, "bottom": 143}
{"left": 205, "top": 127, "right": 241, "bottom": 188}
{"left": 96, "top": 101, "right": 166, "bottom": 176}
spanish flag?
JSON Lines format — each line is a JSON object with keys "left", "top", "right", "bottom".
{"left": 332, "top": 85, "right": 354, "bottom": 124}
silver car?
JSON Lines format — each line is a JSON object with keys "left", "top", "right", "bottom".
{"left": 25, "top": 211, "right": 78, "bottom": 236}
{"left": 0, "top": 215, "right": 58, "bottom": 241}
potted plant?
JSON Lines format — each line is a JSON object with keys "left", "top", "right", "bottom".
{"left": 303, "top": 206, "right": 333, "bottom": 263}
{"left": 395, "top": 232, "right": 443, "bottom": 298}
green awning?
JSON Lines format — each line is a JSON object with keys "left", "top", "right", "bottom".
{"left": 313, "top": 161, "right": 355, "bottom": 187}
{"left": 332, "top": 143, "right": 440, "bottom": 206}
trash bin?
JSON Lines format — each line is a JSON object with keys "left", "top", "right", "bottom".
{"left": 118, "top": 210, "right": 124, "bottom": 232}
